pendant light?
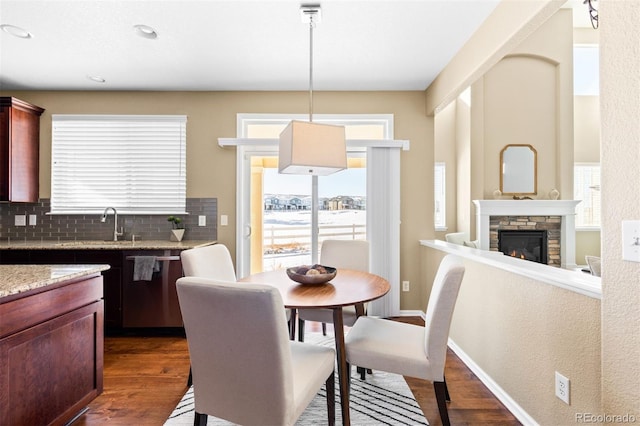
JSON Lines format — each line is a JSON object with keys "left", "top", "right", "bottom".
{"left": 278, "top": 5, "right": 347, "bottom": 176}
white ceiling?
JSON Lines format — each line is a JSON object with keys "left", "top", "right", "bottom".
{"left": 0, "top": 1, "right": 593, "bottom": 92}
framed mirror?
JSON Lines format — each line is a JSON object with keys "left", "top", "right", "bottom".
{"left": 500, "top": 144, "right": 537, "bottom": 195}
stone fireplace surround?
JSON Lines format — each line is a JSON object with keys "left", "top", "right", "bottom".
{"left": 473, "top": 200, "right": 581, "bottom": 269}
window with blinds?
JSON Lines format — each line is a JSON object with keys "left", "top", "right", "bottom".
{"left": 51, "top": 115, "right": 187, "bottom": 214}
{"left": 434, "top": 162, "right": 446, "bottom": 230}
{"left": 574, "top": 163, "right": 601, "bottom": 228}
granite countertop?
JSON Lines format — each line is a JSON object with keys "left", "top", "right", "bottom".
{"left": 0, "top": 264, "right": 111, "bottom": 299}
{"left": 0, "top": 240, "right": 216, "bottom": 250}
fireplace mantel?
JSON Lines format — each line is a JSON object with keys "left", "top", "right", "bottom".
{"left": 473, "top": 200, "right": 581, "bottom": 268}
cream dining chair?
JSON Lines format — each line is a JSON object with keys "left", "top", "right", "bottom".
{"left": 181, "top": 244, "right": 237, "bottom": 282}
{"left": 176, "top": 277, "right": 335, "bottom": 426}
{"left": 297, "top": 239, "right": 370, "bottom": 342}
{"left": 345, "top": 254, "right": 465, "bottom": 426}
{"left": 180, "top": 244, "right": 236, "bottom": 387}
{"left": 180, "top": 244, "right": 294, "bottom": 385}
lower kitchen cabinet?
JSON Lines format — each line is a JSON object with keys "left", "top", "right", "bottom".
{"left": 0, "top": 248, "right": 185, "bottom": 332}
{"left": 0, "top": 273, "right": 104, "bottom": 426}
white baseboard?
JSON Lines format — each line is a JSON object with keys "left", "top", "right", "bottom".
{"left": 447, "top": 338, "right": 539, "bottom": 426}
{"left": 397, "top": 310, "right": 426, "bottom": 320}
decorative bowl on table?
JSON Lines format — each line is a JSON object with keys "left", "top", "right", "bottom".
{"left": 286, "top": 264, "right": 337, "bottom": 285}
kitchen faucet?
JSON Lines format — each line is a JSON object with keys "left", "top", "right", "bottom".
{"left": 101, "top": 207, "right": 124, "bottom": 241}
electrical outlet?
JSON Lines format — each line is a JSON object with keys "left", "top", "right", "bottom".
{"left": 14, "top": 215, "right": 26, "bottom": 226}
{"left": 29, "top": 214, "right": 37, "bottom": 226}
{"left": 220, "top": 215, "right": 228, "bottom": 226}
{"left": 402, "top": 281, "right": 410, "bottom": 292}
{"left": 198, "top": 215, "right": 206, "bottom": 226}
{"left": 555, "top": 371, "right": 570, "bottom": 404}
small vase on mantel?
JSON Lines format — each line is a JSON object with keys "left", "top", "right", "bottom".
{"left": 493, "top": 189, "right": 502, "bottom": 199}
{"left": 549, "top": 189, "right": 560, "bottom": 200}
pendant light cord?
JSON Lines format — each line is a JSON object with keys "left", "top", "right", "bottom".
{"left": 309, "top": 15, "right": 314, "bottom": 123}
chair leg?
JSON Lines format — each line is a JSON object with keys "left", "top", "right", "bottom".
{"left": 444, "top": 375, "right": 450, "bottom": 401}
{"left": 326, "top": 370, "right": 335, "bottom": 426}
{"left": 357, "top": 366, "right": 366, "bottom": 380}
{"left": 298, "top": 318, "right": 305, "bottom": 342}
{"left": 433, "top": 381, "right": 451, "bottom": 426}
{"left": 194, "top": 411, "right": 208, "bottom": 426}
{"left": 187, "top": 366, "right": 193, "bottom": 387}
{"left": 322, "top": 322, "right": 327, "bottom": 336}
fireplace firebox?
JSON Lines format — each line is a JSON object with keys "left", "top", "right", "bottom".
{"left": 498, "top": 230, "right": 548, "bottom": 264}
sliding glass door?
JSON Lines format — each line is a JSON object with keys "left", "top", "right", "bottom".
{"left": 234, "top": 114, "right": 402, "bottom": 317}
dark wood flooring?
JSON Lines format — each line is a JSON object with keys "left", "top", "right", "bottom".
{"left": 75, "top": 318, "right": 520, "bottom": 425}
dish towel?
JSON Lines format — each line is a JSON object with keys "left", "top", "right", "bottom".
{"left": 133, "top": 256, "right": 159, "bottom": 281}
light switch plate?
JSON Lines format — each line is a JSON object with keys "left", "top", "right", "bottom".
{"left": 622, "top": 220, "right": 640, "bottom": 262}
{"left": 198, "top": 215, "right": 206, "bottom": 226}
{"left": 15, "top": 215, "right": 26, "bottom": 226}
{"left": 220, "top": 215, "right": 228, "bottom": 226}
{"left": 29, "top": 214, "right": 37, "bottom": 226}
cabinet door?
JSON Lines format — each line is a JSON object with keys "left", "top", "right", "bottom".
{"left": 0, "top": 98, "right": 44, "bottom": 202}
{"left": 9, "top": 106, "right": 41, "bottom": 201}
{"left": 79, "top": 250, "right": 123, "bottom": 331}
{"left": 0, "top": 301, "right": 104, "bottom": 426}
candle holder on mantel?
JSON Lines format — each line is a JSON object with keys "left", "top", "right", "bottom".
{"left": 549, "top": 189, "right": 560, "bottom": 200}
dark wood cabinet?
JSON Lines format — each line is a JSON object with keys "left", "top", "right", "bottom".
{"left": 0, "top": 274, "right": 104, "bottom": 426}
{"left": 0, "top": 248, "right": 184, "bottom": 331}
{"left": 1, "top": 249, "right": 123, "bottom": 331}
{"left": 0, "top": 97, "right": 44, "bottom": 202}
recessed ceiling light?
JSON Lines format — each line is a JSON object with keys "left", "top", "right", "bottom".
{"left": 87, "top": 75, "right": 106, "bottom": 83}
{"left": 1, "top": 24, "right": 32, "bottom": 39}
{"left": 133, "top": 24, "right": 158, "bottom": 39}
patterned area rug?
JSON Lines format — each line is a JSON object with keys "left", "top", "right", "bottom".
{"left": 164, "top": 334, "right": 429, "bottom": 425}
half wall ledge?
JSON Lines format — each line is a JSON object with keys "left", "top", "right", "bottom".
{"left": 420, "top": 239, "right": 601, "bottom": 299}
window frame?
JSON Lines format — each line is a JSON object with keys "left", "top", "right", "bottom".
{"left": 574, "top": 162, "right": 601, "bottom": 230}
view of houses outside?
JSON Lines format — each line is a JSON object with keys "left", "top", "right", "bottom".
{"left": 262, "top": 168, "right": 366, "bottom": 270}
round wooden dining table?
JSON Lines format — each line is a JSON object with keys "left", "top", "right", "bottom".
{"left": 239, "top": 268, "right": 390, "bottom": 426}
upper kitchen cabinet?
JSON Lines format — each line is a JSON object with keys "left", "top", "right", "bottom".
{"left": 0, "top": 97, "right": 45, "bottom": 202}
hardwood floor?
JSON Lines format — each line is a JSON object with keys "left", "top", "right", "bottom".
{"left": 75, "top": 318, "right": 520, "bottom": 425}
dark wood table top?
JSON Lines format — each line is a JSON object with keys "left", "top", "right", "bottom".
{"left": 239, "top": 268, "right": 390, "bottom": 309}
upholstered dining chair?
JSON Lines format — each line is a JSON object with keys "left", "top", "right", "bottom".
{"left": 344, "top": 254, "right": 465, "bottom": 426}
{"left": 180, "top": 244, "right": 236, "bottom": 387}
{"left": 297, "top": 239, "right": 370, "bottom": 342}
{"left": 176, "top": 277, "right": 335, "bottom": 426}
{"left": 180, "top": 244, "right": 294, "bottom": 386}
{"left": 180, "top": 243, "right": 237, "bottom": 282}
{"left": 585, "top": 255, "right": 601, "bottom": 277}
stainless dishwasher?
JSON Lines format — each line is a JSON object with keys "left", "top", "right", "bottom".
{"left": 122, "top": 250, "right": 184, "bottom": 328}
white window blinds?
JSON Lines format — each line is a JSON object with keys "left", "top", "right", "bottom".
{"left": 51, "top": 115, "right": 187, "bottom": 214}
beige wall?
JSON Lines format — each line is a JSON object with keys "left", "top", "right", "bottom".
{"left": 0, "top": 90, "right": 432, "bottom": 311}
{"left": 600, "top": 0, "right": 640, "bottom": 416}
{"left": 422, "top": 246, "right": 601, "bottom": 424}
{"left": 576, "top": 230, "right": 601, "bottom": 263}
{"left": 433, "top": 100, "right": 457, "bottom": 239}
{"left": 476, "top": 9, "right": 574, "bottom": 201}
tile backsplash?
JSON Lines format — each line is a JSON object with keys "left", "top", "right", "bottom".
{"left": 0, "top": 198, "right": 217, "bottom": 242}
